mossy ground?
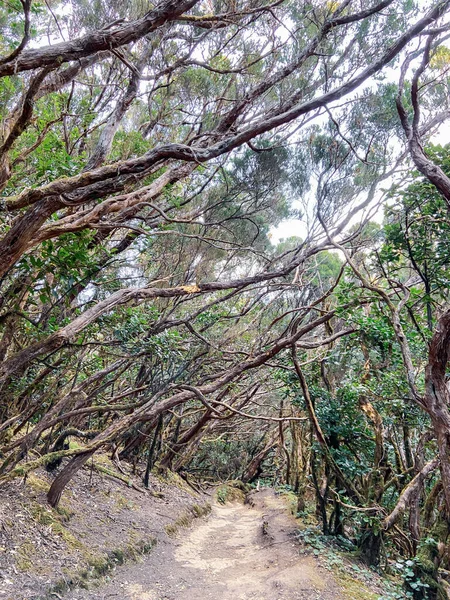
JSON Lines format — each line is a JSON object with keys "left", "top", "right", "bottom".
{"left": 30, "top": 503, "right": 82, "bottom": 549}
{"left": 216, "top": 481, "right": 250, "bottom": 504}
{"left": 164, "top": 502, "right": 211, "bottom": 537}
{"left": 155, "top": 467, "right": 198, "bottom": 495}
{"left": 338, "top": 572, "right": 381, "bottom": 600}
{"left": 48, "top": 539, "right": 157, "bottom": 597}
{"left": 277, "top": 488, "right": 299, "bottom": 515}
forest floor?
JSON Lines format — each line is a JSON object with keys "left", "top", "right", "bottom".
{"left": 61, "top": 488, "right": 341, "bottom": 600}
{"left": 0, "top": 459, "right": 211, "bottom": 600}
{"left": 0, "top": 460, "right": 401, "bottom": 600}
{"left": 61, "top": 488, "right": 395, "bottom": 600}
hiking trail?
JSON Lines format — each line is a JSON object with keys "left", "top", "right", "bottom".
{"left": 64, "top": 488, "right": 345, "bottom": 600}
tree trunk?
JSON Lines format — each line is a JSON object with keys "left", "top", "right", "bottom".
{"left": 359, "top": 528, "right": 382, "bottom": 567}
{"left": 424, "top": 310, "right": 450, "bottom": 517}
{"left": 160, "top": 410, "right": 212, "bottom": 471}
{"left": 242, "top": 428, "right": 278, "bottom": 483}
{"left": 143, "top": 415, "right": 163, "bottom": 488}
{"left": 47, "top": 450, "right": 94, "bottom": 507}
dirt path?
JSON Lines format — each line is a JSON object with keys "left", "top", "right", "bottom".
{"left": 64, "top": 489, "right": 343, "bottom": 600}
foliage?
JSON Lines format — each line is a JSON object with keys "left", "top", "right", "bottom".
{"left": 0, "top": 2, "right": 450, "bottom": 595}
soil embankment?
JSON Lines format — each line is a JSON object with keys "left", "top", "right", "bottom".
{"left": 0, "top": 465, "right": 209, "bottom": 600}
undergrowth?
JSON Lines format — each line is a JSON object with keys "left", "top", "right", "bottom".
{"left": 216, "top": 481, "right": 250, "bottom": 504}
{"left": 295, "top": 525, "right": 404, "bottom": 600}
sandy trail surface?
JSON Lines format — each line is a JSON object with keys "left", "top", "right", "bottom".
{"left": 65, "top": 489, "right": 343, "bottom": 600}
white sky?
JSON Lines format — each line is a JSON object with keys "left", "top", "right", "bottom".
{"left": 271, "top": 79, "right": 450, "bottom": 244}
